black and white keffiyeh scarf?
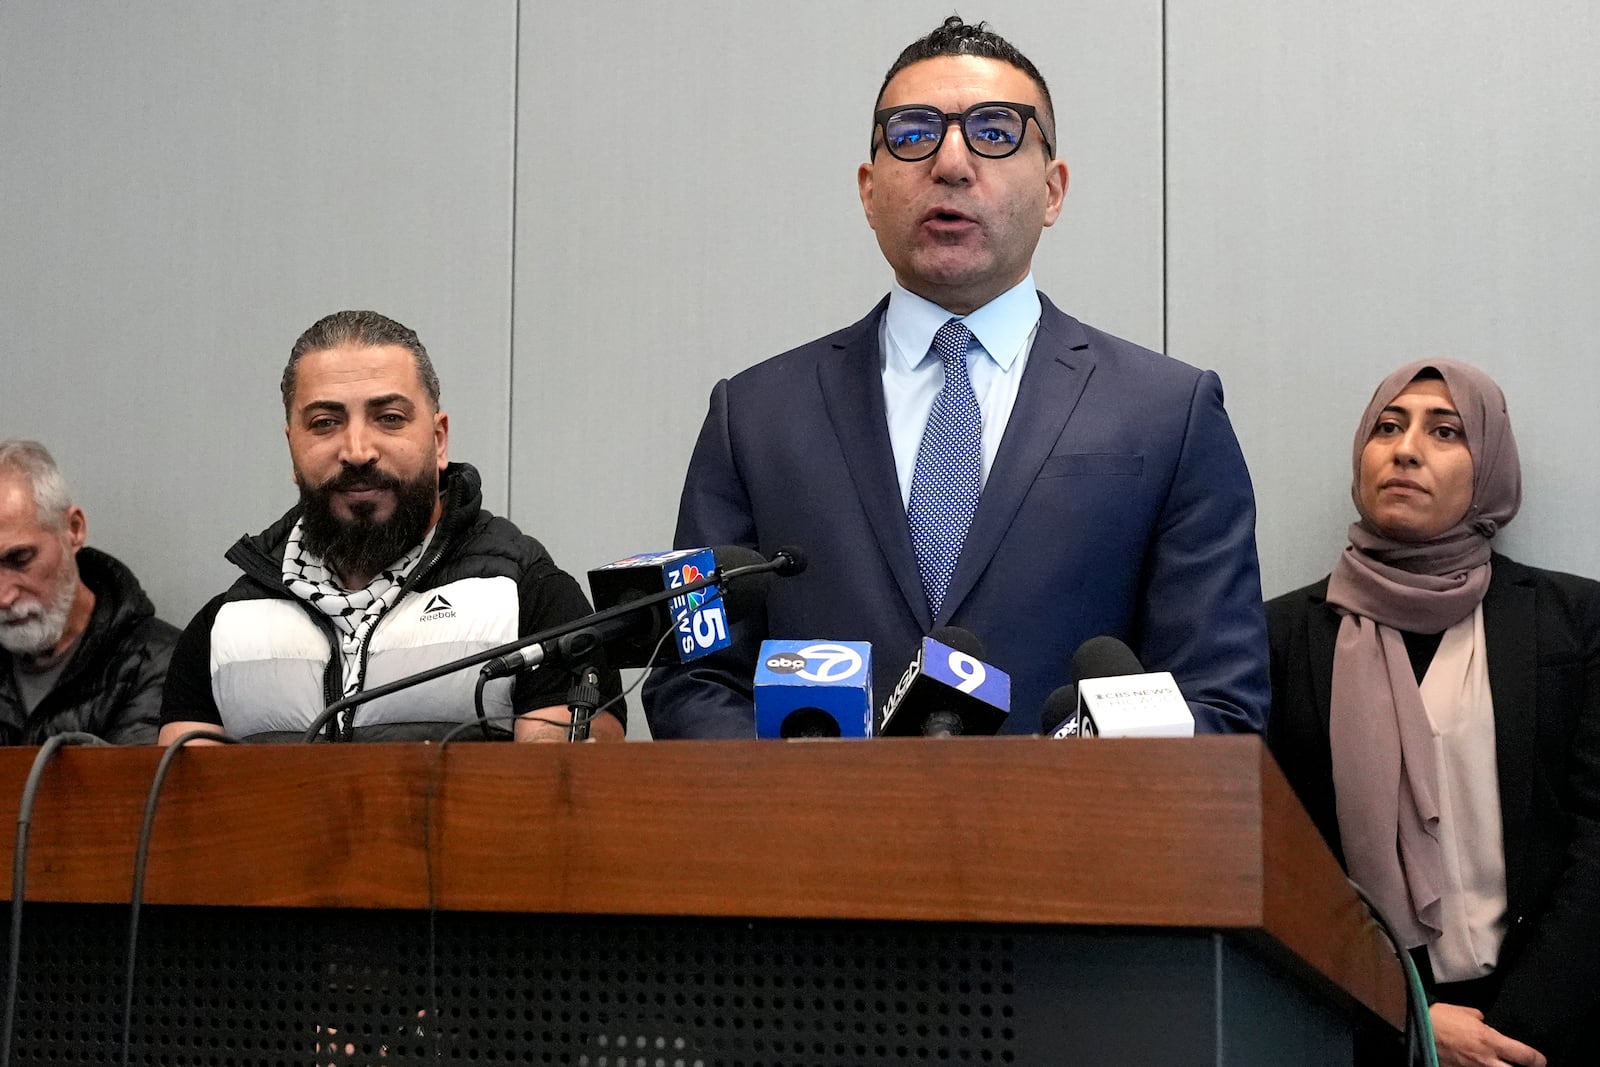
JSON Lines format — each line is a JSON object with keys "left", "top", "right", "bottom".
{"left": 281, "top": 519, "right": 432, "bottom": 697}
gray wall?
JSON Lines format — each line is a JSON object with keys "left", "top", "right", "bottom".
{"left": 5, "top": 2, "right": 1598, "bottom": 735}
{"left": 1166, "top": 0, "right": 1600, "bottom": 596}
{"left": 1, "top": 2, "right": 518, "bottom": 616}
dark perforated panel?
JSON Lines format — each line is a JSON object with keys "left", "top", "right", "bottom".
{"left": 6, "top": 905, "right": 1019, "bottom": 1065}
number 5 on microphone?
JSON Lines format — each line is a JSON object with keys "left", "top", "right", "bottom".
{"left": 674, "top": 596, "right": 729, "bottom": 656}
{"left": 694, "top": 608, "right": 727, "bottom": 647}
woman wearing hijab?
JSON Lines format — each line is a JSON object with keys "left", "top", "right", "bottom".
{"left": 1267, "top": 360, "right": 1600, "bottom": 1067}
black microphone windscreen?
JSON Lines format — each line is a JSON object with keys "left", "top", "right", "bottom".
{"left": 1070, "top": 635, "right": 1145, "bottom": 684}
{"left": 1039, "top": 685, "right": 1077, "bottom": 734}
{"left": 711, "top": 544, "right": 766, "bottom": 570}
{"left": 930, "top": 625, "right": 985, "bottom": 660}
{"left": 712, "top": 544, "right": 771, "bottom": 620}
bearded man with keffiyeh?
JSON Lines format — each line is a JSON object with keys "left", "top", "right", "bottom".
{"left": 159, "top": 310, "right": 624, "bottom": 744}
{"left": 1267, "top": 360, "right": 1600, "bottom": 1067}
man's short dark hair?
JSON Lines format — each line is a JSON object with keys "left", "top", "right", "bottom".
{"left": 281, "top": 310, "right": 441, "bottom": 419}
{"left": 875, "top": 16, "right": 1057, "bottom": 158}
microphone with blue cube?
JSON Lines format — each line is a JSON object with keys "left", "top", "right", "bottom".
{"left": 877, "top": 627, "right": 1011, "bottom": 737}
{"left": 753, "top": 640, "right": 874, "bottom": 739}
{"left": 586, "top": 547, "right": 733, "bottom": 668}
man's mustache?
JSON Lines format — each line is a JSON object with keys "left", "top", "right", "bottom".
{"left": 317, "top": 463, "right": 403, "bottom": 495}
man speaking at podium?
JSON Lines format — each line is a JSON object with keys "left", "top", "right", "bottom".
{"left": 159, "top": 310, "right": 623, "bottom": 743}
{"left": 645, "top": 17, "right": 1268, "bottom": 737}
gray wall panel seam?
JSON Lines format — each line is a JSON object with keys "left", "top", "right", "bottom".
{"left": 1161, "top": 0, "right": 1170, "bottom": 356}
{"left": 506, "top": 0, "right": 522, "bottom": 518}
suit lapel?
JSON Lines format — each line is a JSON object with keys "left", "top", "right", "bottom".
{"left": 1483, "top": 559, "right": 1537, "bottom": 908}
{"left": 817, "top": 298, "right": 932, "bottom": 631}
{"left": 937, "top": 297, "right": 1094, "bottom": 624}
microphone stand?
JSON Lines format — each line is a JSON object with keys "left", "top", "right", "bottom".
{"left": 564, "top": 668, "right": 602, "bottom": 743}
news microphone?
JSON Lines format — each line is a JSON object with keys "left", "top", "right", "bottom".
{"left": 1039, "top": 684, "right": 1078, "bottom": 737}
{"left": 877, "top": 627, "right": 1010, "bottom": 737}
{"left": 301, "top": 545, "right": 804, "bottom": 742}
{"left": 584, "top": 546, "right": 762, "bottom": 668}
{"left": 482, "top": 545, "right": 778, "bottom": 679}
{"left": 1067, "top": 636, "right": 1194, "bottom": 738}
{"left": 759, "top": 545, "right": 808, "bottom": 579}
{"left": 1071, "top": 635, "right": 1147, "bottom": 684}
{"left": 753, "top": 640, "right": 874, "bottom": 739}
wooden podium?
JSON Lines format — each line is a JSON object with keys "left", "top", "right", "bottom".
{"left": 0, "top": 737, "right": 1402, "bottom": 1065}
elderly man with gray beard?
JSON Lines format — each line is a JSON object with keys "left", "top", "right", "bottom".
{"left": 0, "top": 440, "right": 178, "bottom": 744}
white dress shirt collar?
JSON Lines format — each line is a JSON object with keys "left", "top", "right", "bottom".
{"left": 883, "top": 274, "right": 1041, "bottom": 370}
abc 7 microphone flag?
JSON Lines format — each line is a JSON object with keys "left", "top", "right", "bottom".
{"left": 754, "top": 641, "right": 874, "bottom": 739}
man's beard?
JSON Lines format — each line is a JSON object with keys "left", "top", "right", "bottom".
{"left": 0, "top": 548, "right": 80, "bottom": 657}
{"left": 297, "top": 461, "right": 440, "bottom": 587}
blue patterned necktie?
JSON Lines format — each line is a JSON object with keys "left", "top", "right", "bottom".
{"left": 907, "top": 318, "right": 982, "bottom": 617}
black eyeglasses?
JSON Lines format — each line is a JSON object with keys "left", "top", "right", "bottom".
{"left": 872, "top": 101, "right": 1053, "bottom": 162}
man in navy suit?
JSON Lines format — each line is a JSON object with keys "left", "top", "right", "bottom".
{"left": 644, "top": 16, "right": 1268, "bottom": 737}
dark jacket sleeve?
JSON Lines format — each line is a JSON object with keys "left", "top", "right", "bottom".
{"left": 98, "top": 616, "right": 181, "bottom": 744}
{"left": 1131, "top": 369, "right": 1270, "bottom": 734}
{"left": 1483, "top": 571, "right": 1600, "bottom": 1064}
{"left": 158, "top": 596, "right": 227, "bottom": 728}
{"left": 641, "top": 379, "right": 767, "bottom": 739}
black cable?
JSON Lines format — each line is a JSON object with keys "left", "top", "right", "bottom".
{"left": 473, "top": 669, "right": 494, "bottom": 741}
{"left": 421, "top": 710, "right": 516, "bottom": 1062}
{"left": 416, "top": 620, "right": 677, "bottom": 1057}
{"left": 509, "top": 617, "right": 674, "bottom": 744}
{"left": 1346, "top": 877, "right": 1439, "bottom": 1067}
{"left": 448, "top": 591, "right": 689, "bottom": 748}
{"left": 119, "top": 729, "right": 237, "bottom": 1067}
{"left": 2, "top": 731, "right": 110, "bottom": 1067}
{"left": 587, "top": 620, "right": 676, "bottom": 727}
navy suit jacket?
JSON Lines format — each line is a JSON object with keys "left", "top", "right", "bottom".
{"left": 1267, "top": 556, "right": 1600, "bottom": 1064}
{"left": 644, "top": 294, "right": 1269, "bottom": 737}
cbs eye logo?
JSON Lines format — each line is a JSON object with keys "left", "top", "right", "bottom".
{"left": 764, "top": 643, "right": 863, "bottom": 683}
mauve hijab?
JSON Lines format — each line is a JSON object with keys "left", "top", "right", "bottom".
{"left": 1324, "top": 359, "right": 1521, "bottom": 947}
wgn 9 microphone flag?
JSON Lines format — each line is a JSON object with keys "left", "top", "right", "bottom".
{"left": 753, "top": 640, "right": 874, "bottom": 739}
{"left": 587, "top": 549, "right": 732, "bottom": 668}
{"left": 877, "top": 632, "right": 1010, "bottom": 737}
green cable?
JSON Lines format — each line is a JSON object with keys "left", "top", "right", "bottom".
{"left": 1348, "top": 879, "right": 1439, "bottom": 1067}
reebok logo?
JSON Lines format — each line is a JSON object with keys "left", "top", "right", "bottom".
{"left": 420, "top": 594, "right": 456, "bottom": 620}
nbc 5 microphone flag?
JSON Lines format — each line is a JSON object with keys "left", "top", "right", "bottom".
{"left": 586, "top": 548, "right": 732, "bottom": 667}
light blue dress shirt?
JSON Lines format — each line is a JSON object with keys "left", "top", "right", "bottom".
{"left": 879, "top": 275, "right": 1043, "bottom": 509}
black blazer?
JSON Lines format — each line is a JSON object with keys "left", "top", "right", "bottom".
{"left": 1266, "top": 554, "right": 1600, "bottom": 1064}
